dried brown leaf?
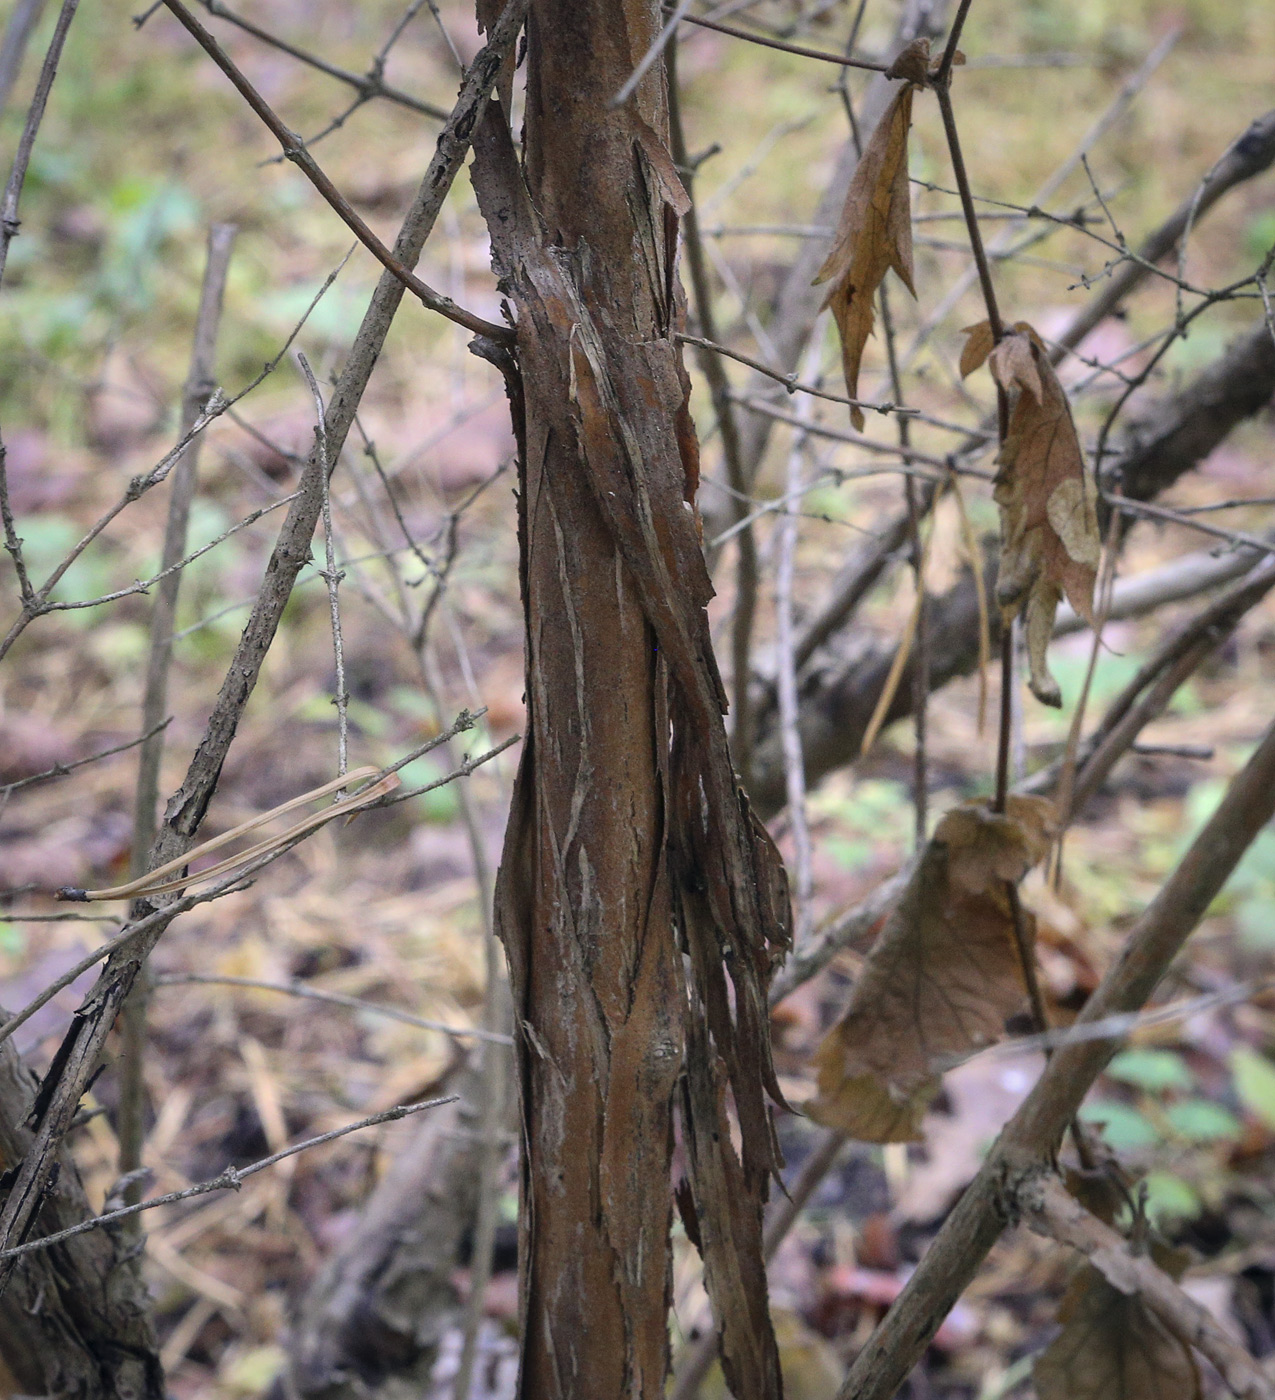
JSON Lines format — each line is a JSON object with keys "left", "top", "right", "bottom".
{"left": 942, "top": 793, "right": 1055, "bottom": 893}
{"left": 886, "top": 37, "right": 932, "bottom": 85}
{"left": 978, "top": 324, "right": 1101, "bottom": 706}
{"left": 813, "top": 85, "right": 916, "bottom": 429}
{"left": 1034, "top": 1264, "right": 1202, "bottom": 1400}
{"left": 1063, "top": 1165, "right": 1127, "bottom": 1227}
{"left": 808, "top": 799, "right": 1053, "bottom": 1142}
{"left": 808, "top": 1067, "right": 938, "bottom": 1144}
{"left": 958, "top": 320, "right": 995, "bottom": 379}
{"left": 989, "top": 330, "right": 1044, "bottom": 402}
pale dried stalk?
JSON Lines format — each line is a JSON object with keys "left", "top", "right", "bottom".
{"left": 119, "top": 222, "right": 236, "bottom": 1215}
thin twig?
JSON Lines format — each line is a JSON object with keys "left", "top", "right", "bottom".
{"left": 154, "top": 974, "right": 514, "bottom": 1045}
{"left": 38, "top": 490, "right": 301, "bottom": 614}
{"left": 0, "top": 429, "right": 35, "bottom": 606}
{"left": 901, "top": 28, "right": 1180, "bottom": 370}
{"left": 668, "top": 38, "right": 759, "bottom": 790}
{"left": 297, "top": 352, "right": 349, "bottom": 777}
{"left": 934, "top": 0, "right": 974, "bottom": 84}
{"left": 0, "top": 249, "right": 352, "bottom": 661}
{"left": 0, "top": 719, "right": 171, "bottom": 799}
{"left": 774, "top": 363, "right": 816, "bottom": 945}
{"left": 932, "top": 83, "right": 1003, "bottom": 344}
{"left": 669, "top": 5, "right": 889, "bottom": 72}
{"left": 0, "top": 1096, "right": 458, "bottom": 1263}
{"left": 1016, "top": 1174, "right": 1275, "bottom": 1400}
{"left": 675, "top": 333, "right": 918, "bottom": 417}
{"left": 955, "top": 977, "right": 1275, "bottom": 1066}
{"left": 0, "top": 0, "right": 81, "bottom": 289}
{"left": 879, "top": 280, "right": 928, "bottom": 844}
{"left": 196, "top": 0, "right": 449, "bottom": 121}
{"left": 1105, "top": 493, "right": 1275, "bottom": 557}
{"left": 730, "top": 396, "right": 980, "bottom": 475}
{"left": 0, "top": 0, "right": 528, "bottom": 1276}
{"left": 131, "top": 223, "right": 236, "bottom": 860}
{"left": 118, "top": 223, "right": 236, "bottom": 1217}
{"left": 931, "top": 45, "right": 1016, "bottom": 818}
{"left": 0, "top": 0, "right": 48, "bottom": 115}
{"left": 614, "top": 0, "right": 694, "bottom": 107}
{"left": 835, "top": 717, "right": 1275, "bottom": 1400}
{"left": 158, "top": 0, "right": 511, "bottom": 343}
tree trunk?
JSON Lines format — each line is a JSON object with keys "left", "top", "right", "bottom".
{"left": 0, "top": 1018, "right": 162, "bottom": 1399}
{"left": 469, "top": 3, "right": 791, "bottom": 1396}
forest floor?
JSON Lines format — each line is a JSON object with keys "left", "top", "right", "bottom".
{"left": 2, "top": 0, "right": 1275, "bottom": 1395}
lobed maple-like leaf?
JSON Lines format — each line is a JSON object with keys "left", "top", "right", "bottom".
{"left": 813, "top": 81, "right": 917, "bottom": 430}
{"left": 961, "top": 320, "right": 1102, "bottom": 706}
{"left": 808, "top": 796, "right": 1054, "bottom": 1142}
{"left": 1034, "top": 1264, "right": 1201, "bottom": 1400}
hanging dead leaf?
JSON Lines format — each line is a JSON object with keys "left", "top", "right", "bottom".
{"left": 941, "top": 793, "right": 1055, "bottom": 892}
{"left": 813, "top": 83, "right": 917, "bottom": 429}
{"left": 958, "top": 319, "right": 996, "bottom": 380}
{"left": 884, "top": 37, "right": 966, "bottom": 86}
{"left": 808, "top": 798, "right": 1054, "bottom": 1142}
{"left": 809, "top": 1067, "right": 939, "bottom": 1144}
{"left": 886, "top": 37, "right": 933, "bottom": 85}
{"left": 1034, "top": 1264, "right": 1201, "bottom": 1400}
{"left": 962, "top": 320, "right": 1101, "bottom": 706}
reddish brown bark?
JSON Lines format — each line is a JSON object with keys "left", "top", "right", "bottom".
{"left": 471, "top": 3, "right": 790, "bottom": 1396}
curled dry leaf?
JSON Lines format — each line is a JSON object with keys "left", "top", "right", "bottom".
{"left": 884, "top": 37, "right": 966, "bottom": 87}
{"left": 813, "top": 80, "right": 916, "bottom": 429}
{"left": 961, "top": 320, "right": 1102, "bottom": 706}
{"left": 886, "top": 36, "right": 934, "bottom": 86}
{"left": 809, "top": 796, "right": 1054, "bottom": 1142}
{"left": 1034, "top": 1264, "right": 1202, "bottom": 1400}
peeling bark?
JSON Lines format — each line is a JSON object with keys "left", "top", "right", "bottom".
{"left": 470, "top": 3, "right": 790, "bottom": 1395}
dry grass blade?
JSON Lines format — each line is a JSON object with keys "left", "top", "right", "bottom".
{"left": 57, "top": 766, "right": 396, "bottom": 902}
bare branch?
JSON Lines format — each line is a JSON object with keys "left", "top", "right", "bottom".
{"left": 154, "top": 973, "right": 514, "bottom": 1045}
{"left": 0, "top": 0, "right": 47, "bottom": 115}
{"left": 197, "top": 0, "right": 449, "bottom": 121}
{"left": 0, "top": 718, "right": 170, "bottom": 799}
{"left": 669, "top": 4, "right": 889, "bottom": 72}
{"left": 1015, "top": 1173, "right": 1275, "bottom": 1400}
{"left": 158, "top": 0, "right": 513, "bottom": 342}
{"left": 297, "top": 351, "right": 350, "bottom": 776}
